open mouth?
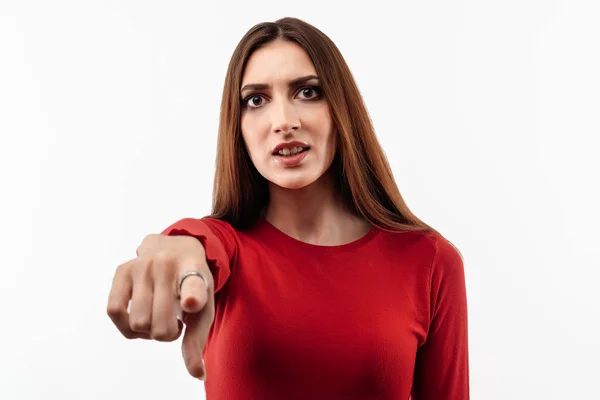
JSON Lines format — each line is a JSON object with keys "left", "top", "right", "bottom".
{"left": 273, "top": 146, "right": 310, "bottom": 157}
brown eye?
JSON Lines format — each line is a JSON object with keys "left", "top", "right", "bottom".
{"left": 297, "top": 86, "right": 321, "bottom": 100}
{"left": 245, "top": 95, "right": 265, "bottom": 108}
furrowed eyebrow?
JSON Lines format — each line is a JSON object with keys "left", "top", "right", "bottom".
{"left": 240, "top": 75, "right": 320, "bottom": 94}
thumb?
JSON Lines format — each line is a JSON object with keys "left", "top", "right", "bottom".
{"left": 179, "top": 270, "right": 210, "bottom": 314}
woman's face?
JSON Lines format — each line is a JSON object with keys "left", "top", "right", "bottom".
{"left": 240, "top": 40, "right": 336, "bottom": 190}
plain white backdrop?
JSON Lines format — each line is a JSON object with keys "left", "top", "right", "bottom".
{"left": 1, "top": 0, "right": 599, "bottom": 399}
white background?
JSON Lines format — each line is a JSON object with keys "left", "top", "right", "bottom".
{"left": 1, "top": 0, "right": 599, "bottom": 399}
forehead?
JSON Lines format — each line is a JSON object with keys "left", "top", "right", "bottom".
{"left": 241, "top": 40, "right": 317, "bottom": 86}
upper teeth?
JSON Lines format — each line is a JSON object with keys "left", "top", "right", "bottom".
{"left": 278, "top": 146, "right": 305, "bottom": 155}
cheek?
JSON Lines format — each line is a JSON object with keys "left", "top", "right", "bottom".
{"left": 318, "top": 112, "right": 336, "bottom": 157}
{"left": 240, "top": 115, "right": 261, "bottom": 159}
{"left": 325, "top": 135, "right": 337, "bottom": 168}
{"left": 304, "top": 106, "right": 334, "bottom": 140}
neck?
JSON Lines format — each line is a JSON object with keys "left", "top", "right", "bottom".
{"left": 264, "top": 172, "right": 371, "bottom": 246}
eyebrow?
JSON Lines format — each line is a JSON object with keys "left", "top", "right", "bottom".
{"left": 240, "top": 75, "right": 320, "bottom": 94}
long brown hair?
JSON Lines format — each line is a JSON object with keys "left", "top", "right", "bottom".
{"left": 210, "top": 17, "right": 437, "bottom": 234}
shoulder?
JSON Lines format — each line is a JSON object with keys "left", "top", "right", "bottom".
{"left": 417, "top": 231, "right": 466, "bottom": 298}
{"left": 374, "top": 228, "right": 438, "bottom": 261}
{"left": 417, "top": 230, "right": 464, "bottom": 278}
{"left": 375, "top": 228, "right": 464, "bottom": 275}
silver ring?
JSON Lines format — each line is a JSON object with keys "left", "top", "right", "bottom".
{"left": 178, "top": 271, "right": 210, "bottom": 293}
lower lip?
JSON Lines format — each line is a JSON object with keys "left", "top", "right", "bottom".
{"left": 273, "top": 149, "right": 309, "bottom": 166}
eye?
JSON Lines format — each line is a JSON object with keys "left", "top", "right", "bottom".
{"left": 244, "top": 95, "right": 266, "bottom": 109}
{"left": 296, "top": 86, "right": 321, "bottom": 100}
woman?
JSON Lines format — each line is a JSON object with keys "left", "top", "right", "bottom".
{"left": 107, "top": 17, "right": 469, "bottom": 399}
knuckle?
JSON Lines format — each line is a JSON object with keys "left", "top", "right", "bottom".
{"left": 106, "top": 304, "right": 125, "bottom": 321}
{"left": 138, "top": 233, "right": 161, "bottom": 256}
{"left": 151, "top": 251, "right": 178, "bottom": 277}
{"left": 115, "top": 261, "right": 130, "bottom": 276}
{"left": 151, "top": 327, "right": 178, "bottom": 342}
{"left": 106, "top": 302, "right": 124, "bottom": 319}
{"left": 122, "top": 330, "right": 139, "bottom": 340}
{"left": 130, "top": 318, "right": 151, "bottom": 333}
{"left": 142, "top": 233, "right": 158, "bottom": 244}
{"left": 152, "top": 249, "right": 175, "bottom": 265}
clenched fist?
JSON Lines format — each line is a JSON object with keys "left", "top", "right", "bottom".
{"left": 107, "top": 233, "right": 214, "bottom": 380}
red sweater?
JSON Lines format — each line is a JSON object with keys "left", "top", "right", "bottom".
{"left": 162, "top": 217, "right": 469, "bottom": 399}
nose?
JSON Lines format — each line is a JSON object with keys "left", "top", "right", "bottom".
{"left": 271, "top": 99, "right": 301, "bottom": 135}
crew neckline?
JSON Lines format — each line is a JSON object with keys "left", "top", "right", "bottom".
{"left": 255, "top": 218, "right": 379, "bottom": 253}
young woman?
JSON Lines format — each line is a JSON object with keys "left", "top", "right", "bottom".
{"left": 108, "top": 17, "right": 469, "bottom": 399}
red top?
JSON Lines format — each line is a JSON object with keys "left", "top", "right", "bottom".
{"left": 162, "top": 217, "right": 469, "bottom": 399}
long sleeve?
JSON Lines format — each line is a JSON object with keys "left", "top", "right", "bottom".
{"left": 161, "top": 217, "right": 237, "bottom": 294}
{"left": 411, "top": 235, "right": 470, "bottom": 399}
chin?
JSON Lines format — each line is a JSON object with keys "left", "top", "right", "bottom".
{"left": 271, "top": 176, "right": 315, "bottom": 190}
{"left": 256, "top": 159, "right": 334, "bottom": 191}
{"left": 262, "top": 167, "right": 324, "bottom": 190}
